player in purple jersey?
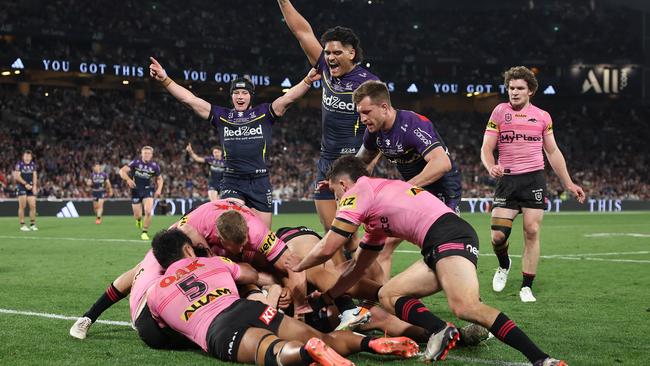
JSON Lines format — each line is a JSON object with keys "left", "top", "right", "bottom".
{"left": 481, "top": 67, "right": 585, "bottom": 303}
{"left": 353, "top": 80, "right": 463, "bottom": 283}
{"left": 278, "top": 0, "right": 380, "bottom": 260}
{"left": 13, "top": 150, "right": 38, "bottom": 231}
{"left": 186, "top": 143, "right": 225, "bottom": 201}
{"left": 119, "top": 146, "right": 163, "bottom": 240}
{"left": 87, "top": 163, "right": 113, "bottom": 224}
{"left": 149, "top": 57, "right": 319, "bottom": 229}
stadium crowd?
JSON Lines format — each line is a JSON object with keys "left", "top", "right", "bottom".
{"left": 1, "top": 86, "right": 647, "bottom": 201}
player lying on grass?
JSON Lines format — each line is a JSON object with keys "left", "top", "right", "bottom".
{"left": 147, "top": 228, "right": 419, "bottom": 366}
{"left": 286, "top": 156, "right": 569, "bottom": 366}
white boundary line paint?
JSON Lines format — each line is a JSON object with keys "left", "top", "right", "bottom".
{"left": 0, "top": 308, "right": 130, "bottom": 326}
{"left": 0, "top": 307, "right": 533, "bottom": 365}
{"left": 584, "top": 233, "right": 650, "bottom": 238}
{"left": 394, "top": 250, "right": 650, "bottom": 263}
{"left": 0, "top": 235, "right": 143, "bottom": 243}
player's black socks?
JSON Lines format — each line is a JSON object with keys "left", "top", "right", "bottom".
{"left": 30, "top": 219, "right": 36, "bottom": 226}
{"left": 496, "top": 252, "right": 511, "bottom": 269}
{"left": 83, "top": 283, "right": 126, "bottom": 322}
{"left": 522, "top": 272, "right": 535, "bottom": 289}
{"left": 394, "top": 296, "right": 446, "bottom": 334}
{"left": 334, "top": 295, "right": 356, "bottom": 312}
{"left": 299, "top": 345, "right": 315, "bottom": 364}
{"left": 489, "top": 312, "right": 548, "bottom": 363}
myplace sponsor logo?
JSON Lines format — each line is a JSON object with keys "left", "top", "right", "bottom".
{"left": 56, "top": 201, "right": 79, "bottom": 218}
{"left": 223, "top": 125, "right": 263, "bottom": 137}
{"left": 322, "top": 94, "right": 355, "bottom": 112}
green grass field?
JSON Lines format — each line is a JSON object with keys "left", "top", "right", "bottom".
{"left": 1, "top": 212, "right": 649, "bottom": 366}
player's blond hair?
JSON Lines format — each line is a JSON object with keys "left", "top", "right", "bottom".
{"left": 353, "top": 80, "right": 392, "bottom": 106}
{"left": 504, "top": 66, "right": 538, "bottom": 95}
{"left": 141, "top": 146, "right": 154, "bottom": 152}
{"left": 216, "top": 210, "right": 249, "bottom": 245}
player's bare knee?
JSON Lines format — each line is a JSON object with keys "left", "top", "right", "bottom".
{"left": 448, "top": 299, "right": 479, "bottom": 321}
{"left": 523, "top": 222, "right": 540, "bottom": 239}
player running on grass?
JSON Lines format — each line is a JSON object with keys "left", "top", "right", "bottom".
{"left": 481, "top": 66, "right": 585, "bottom": 302}
{"left": 88, "top": 163, "right": 113, "bottom": 224}
{"left": 147, "top": 228, "right": 419, "bottom": 366}
{"left": 150, "top": 57, "right": 319, "bottom": 229}
{"left": 277, "top": 0, "right": 379, "bottom": 259}
{"left": 286, "top": 156, "right": 569, "bottom": 366}
{"left": 119, "top": 146, "right": 163, "bottom": 240}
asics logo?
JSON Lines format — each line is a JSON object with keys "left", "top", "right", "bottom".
{"left": 223, "top": 125, "right": 263, "bottom": 137}
{"left": 323, "top": 94, "right": 355, "bottom": 112}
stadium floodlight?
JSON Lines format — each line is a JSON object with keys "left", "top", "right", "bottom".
{"left": 1, "top": 71, "right": 10, "bottom": 76}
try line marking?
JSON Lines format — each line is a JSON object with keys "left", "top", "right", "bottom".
{"left": 0, "top": 307, "right": 530, "bottom": 366}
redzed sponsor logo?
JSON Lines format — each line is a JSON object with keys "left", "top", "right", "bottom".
{"left": 259, "top": 305, "right": 278, "bottom": 325}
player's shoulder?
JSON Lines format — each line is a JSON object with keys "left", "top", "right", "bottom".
{"left": 350, "top": 65, "right": 380, "bottom": 83}
{"left": 493, "top": 102, "right": 511, "bottom": 114}
{"left": 528, "top": 103, "right": 552, "bottom": 118}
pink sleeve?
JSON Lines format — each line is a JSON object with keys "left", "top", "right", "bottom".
{"left": 334, "top": 183, "right": 371, "bottom": 225}
{"left": 254, "top": 229, "right": 288, "bottom": 264}
{"left": 543, "top": 111, "right": 554, "bottom": 135}
{"left": 361, "top": 231, "right": 387, "bottom": 249}
{"left": 485, "top": 105, "right": 501, "bottom": 136}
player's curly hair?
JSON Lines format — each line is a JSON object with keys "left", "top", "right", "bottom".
{"left": 151, "top": 229, "right": 192, "bottom": 269}
{"left": 327, "top": 155, "right": 368, "bottom": 183}
{"left": 216, "top": 210, "right": 249, "bottom": 245}
{"left": 320, "top": 26, "right": 364, "bottom": 64}
{"left": 504, "top": 66, "right": 538, "bottom": 95}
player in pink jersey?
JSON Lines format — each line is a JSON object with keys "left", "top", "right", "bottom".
{"left": 148, "top": 228, "right": 419, "bottom": 366}
{"left": 481, "top": 66, "right": 585, "bottom": 303}
{"left": 287, "top": 156, "right": 569, "bottom": 366}
{"left": 174, "top": 199, "right": 310, "bottom": 314}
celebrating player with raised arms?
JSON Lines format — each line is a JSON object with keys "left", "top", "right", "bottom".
{"left": 88, "top": 163, "right": 113, "bottom": 224}
{"left": 278, "top": 0, "right": 379, "bottom": 255}
{"left": 14, "top": 150, "right": 38, "bottom": 231}
{"left": 353, "top": 80, "right": 462, "bottom": 282}
{"left": 150, "top": 57, "right": 319, "bottom": 229}
{"left": 119, "top": 146, "right": 163, "bottom": 240}
{"left": 186, "top": 143, "right": 225, "bottom": 201}
{"left": 481, "top": 66, "right": 585, "bottom": 302}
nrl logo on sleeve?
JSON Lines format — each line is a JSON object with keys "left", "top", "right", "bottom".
{"left": 407, "top": 187, "right": 425, "bottom": 196}
{"left": 338, "top": 195, "right": 357, "bottom": 209}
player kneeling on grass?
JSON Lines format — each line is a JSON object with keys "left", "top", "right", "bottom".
{"left": 286, "top": 156, "right": 568, "bottom": 366}
{"left": 146, "top": 229, "right": 419, "bottom": 366}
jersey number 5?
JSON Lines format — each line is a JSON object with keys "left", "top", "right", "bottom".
{"left": 177, "top": 274, "right": 207, "bottom": 301}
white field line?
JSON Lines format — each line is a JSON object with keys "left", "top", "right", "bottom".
{"left": 584, "top": 233, "right": 650, "bottom": 238}
{"left": 0, "top": 235, "right": 143, "bottom": 243}
{"left": 394, "top": 250, "right": 650, "bottom": 263}
{"left": 0, "top": 308, "right": 130, "bottom": 326}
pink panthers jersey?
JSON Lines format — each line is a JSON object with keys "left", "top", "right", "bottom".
{"left": 335, "top": 177, "right": 454, "bottom": 248}
{"left": 147, "top": 256, "right": 241, "bottom": 351}
{"left": 181, "top": 200, "right": 287, "bottom": 264}
{"left": 485, "top": 102, "right": 553, "bottom": 175}
{"left": 129, "top": 249, "right": 164, "bottom": 322}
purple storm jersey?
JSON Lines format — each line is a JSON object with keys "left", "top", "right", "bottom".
{"left": 128, "top": 159, "right": 161, "bottom": 189}
{"left": 14, "top": 161, "right": 37, "bottom": 184}
{"left": 204, "top": 156, "right": 225, "bottom": 185}
{"left": 363, "top": 110, "right": 462, "bottom": 199}
{"left": 91, "top": 172, "right": 108, "bottom": 191}
{"left": 314, "top": 52, "right": 380, "bottom": 159}
{"left": 209, "top": 103, "right": 276, "bottom": 176}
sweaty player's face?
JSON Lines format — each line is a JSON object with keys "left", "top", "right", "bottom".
{"left": 507, "top": 79, "right": 533, "bottom": 109}
{"left": 213, "top": 149, "right": 222, "bottom": 159}
{"left": 357, "top": 97, "right": 389, "bottom": 133}
{"left": 232, "top": 90, "right": 251, "bottom": 112}
{"left": 22, "top": 153, "right": 32, "bottom": 163}
{"left": 324, "top": 41, "right": 356, "bottom": 77}
{"left": 141, "top": 149, "right": 153, "bottom": 162}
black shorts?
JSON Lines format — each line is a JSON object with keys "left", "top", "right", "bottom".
{"left": 131, "top": 187, "right": 154, "bottom": 204}
{"left": 208, "top": 179, "right": 222, "bottom": 193}
{"left": 134, "top": 304, "right": 196, "bottom": 350}
{"left": 92, "top": 190, "right": 106, "bottom": 201}
{"left": 421, "top": 213, "right": 480, "bottom": 270}
{"left": 276, "top": 226, "right": 322, "bottom": 243}
{"left": 16, "top": 184, "right": 34, "bottom": 197}
{"left": 206, "top": 299, "right": 284, "bottom": 362}
{"left": 220, "top": 175, "right": 272, "bottom": 213}
{"left": 493, "top": 170, "right": 547, "bottom": 211}
{"left": 313, "top": 156, "right": 336, "bottom": 200}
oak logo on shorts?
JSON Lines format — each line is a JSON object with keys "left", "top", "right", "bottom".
{"left": 182, "top": 287, "right": 232, "bottom": 321}
{"left": 259, "top": 231, "right": 278, "bottom": 256}
{"left": 338, "top": 195, "right": 357, "bottom": 209}
{"left": 407, "top": 187, "right": 425, "bottom": 196}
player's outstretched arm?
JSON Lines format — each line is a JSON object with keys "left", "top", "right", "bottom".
{"left": 271, "top": 68, "right": 320, "bottom": 117}
{"left": 481, "top": 134, "right": 504, "bottom": 178}
{"left": 543, "top": 134, "right": 586, "bottom": 203}
{"left": 407, "top": 146, "right": 451, "bottom": 188}
{"left": 287, "top": 229, "right": 350, "bottom": 272}
{"left": 149, "top": 57, "right": 211, "bottom": 120}
{"left": 185, "top": 143, "right": 206, "bottom": 163}
{"left": 235, "top": 263, "right": 259, "bottom": 285}
{"left": 277, "top": 0, "right": 323, "bottom": 65}
{"left": 327, "top": 247, "right": 380, "bottom": 299}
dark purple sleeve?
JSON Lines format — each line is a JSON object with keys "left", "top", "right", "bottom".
{"left": 153, "top": 163, "right": 161, "bottom": 176}
{"left": 204, "top": 156, "right": 215, "bottom": 165}
{"left": 362, "top": 129, "right": 378, "bottom": 151}
{"left": 407, "top": 116, "right": 442, "bottom": 156}
{"left": 208, "top": 105, "right": 229, "bottom": 128}
{"left": 313, "top": 52, "right": 327, "bottom": 73}
{"left": 14, "top": 162, "right": 21, "bottom": 171}
{"left": 128, "top": 160, "right": 137, "bottom": 169}
{"left": 261, "top": 103, "right": 278, "bottom": 123}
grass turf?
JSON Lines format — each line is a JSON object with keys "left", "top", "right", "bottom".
{"left": 0, "top": 212, "right": 649, "bottom": 365}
